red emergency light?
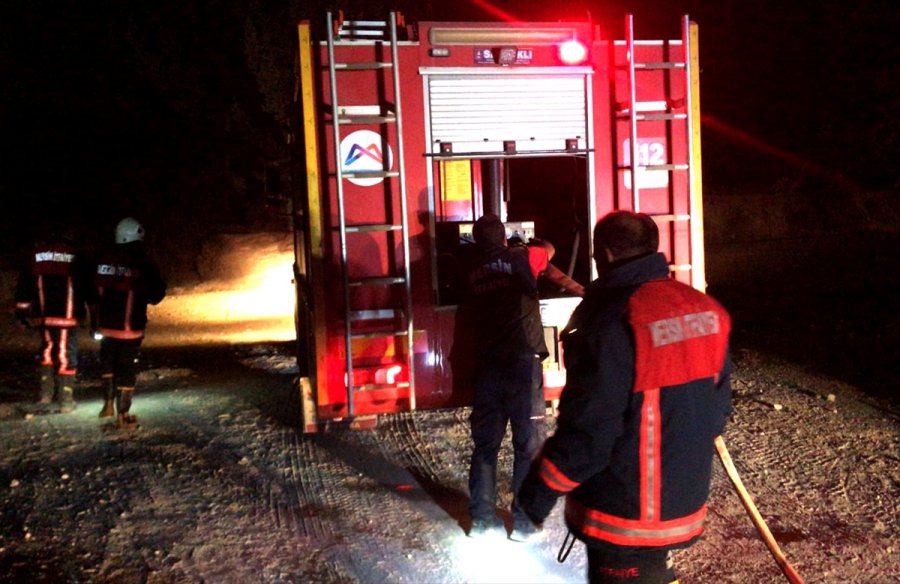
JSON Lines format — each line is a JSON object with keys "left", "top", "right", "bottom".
{"left": 559, "top": 39, "right": 588, "bottom": 65}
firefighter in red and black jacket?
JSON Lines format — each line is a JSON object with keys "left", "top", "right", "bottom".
{"left": 91, "top": 217, "right": 167, "bottom": 429}
{"left": 14, "top": 232, "right": 91, "bottom": 411}
{"left": 516, "top": 211, "right": 732, "bottom": 584}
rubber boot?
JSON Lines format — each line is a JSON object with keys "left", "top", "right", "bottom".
{"left": 58, "top": 385, "right": 76, "bottom": 413}
{"left": 99, "top": 377, "right": 115, "bottom": 418}
{"left": 115, "top": 387, "right": 138, "bottom": 429}
{"left": 38, "top": 365, "right": 55, "bottom": 404}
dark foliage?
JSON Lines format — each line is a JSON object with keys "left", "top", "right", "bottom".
{"left": 2, "top": 0, "right": 898, "bottom": 268}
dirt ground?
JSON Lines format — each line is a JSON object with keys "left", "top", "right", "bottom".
{"left": 0, "top": 204, "right": 897, "bottom": 583}
{"left": 0, "top": 330, "right": 897, "bottom": 583}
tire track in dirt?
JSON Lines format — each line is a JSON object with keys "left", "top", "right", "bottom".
{"left": 283, "top": 417, "right": 477, "bottom": 583}
{"left": 278, "top": 427, "right": 351, "bottom": 582}
{"left": 377, "top": 411, "right": 457, "bottom": 483}
{"left": 280, "top": 428, "right": 327, "bottom": 539}
{"left": 97, "top": 436, "right": 169, "bottom": 583}
{"left": 303, "top": 429, "right": 423, "bottom": 583}
{"left": 94, "top": 414, "right": 247, "bottom": 582}
{"left": 3, "top": 344, "right": 896, "bottom": 582}
{"left": 708, "top": 363, "right": 900, "bottom": 582}
{"left": 373, "top": 410, "right": 476, "bottom": 529}
{"left": 207, "top": 405, "right": 398, "bottom": 583}
{"left": 155, "top": 397, "right": 353, "bottom": 583}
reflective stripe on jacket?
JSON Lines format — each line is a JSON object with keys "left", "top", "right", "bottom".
{"left": 93, "top": 243, "right": 167, "bottom": 340}
{"left": 15, "top": 241, "right": 87, "bottom": 327}
{"left": 521, "top": 252, "right": 732, "bottom": 552}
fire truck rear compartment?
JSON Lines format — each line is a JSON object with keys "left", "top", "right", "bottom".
{"left": 296, "top": 12, "right": 702, "bottom": 430}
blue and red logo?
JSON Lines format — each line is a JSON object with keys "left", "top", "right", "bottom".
{"left": 340, "top": 130, "right": 393, "bottom": 186}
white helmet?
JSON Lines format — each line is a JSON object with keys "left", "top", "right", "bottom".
{"left": 115, "top": 217, "right": 145, "bottom": 244}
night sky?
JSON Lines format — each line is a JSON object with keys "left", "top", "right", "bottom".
{"left": 3, "top": 0, "right": 899, "bottom": 265}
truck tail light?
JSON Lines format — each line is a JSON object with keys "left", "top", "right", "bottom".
{"left": 559, "top": 40, "right": 588, "bottom": 65}
{"left": 375, "top": 364, "right": 403, "bottom": 385}
{"left": 345, "top": 363, "right": 406, "bottom": 387}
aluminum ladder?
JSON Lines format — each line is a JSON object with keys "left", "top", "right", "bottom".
{"left": 325, "top": 11, "right": 415, "bottom": 417}
{"left": 623, "top": 14, "right": 706, "bottom": 290}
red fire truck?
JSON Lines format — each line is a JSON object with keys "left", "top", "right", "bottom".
{"left": 293, "top": 11, "right": 705, "bottom": 432}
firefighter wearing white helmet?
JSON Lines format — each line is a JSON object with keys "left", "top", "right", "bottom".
{"left": 115, "top": 217, "right": 145, "bottom": 244}
{"left": 90, "top": 217, "right": 167, "bottom": 429}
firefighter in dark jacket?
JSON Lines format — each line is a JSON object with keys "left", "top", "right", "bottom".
{"left": 516, "top": 211, "right": 732, "bottom": 583}
{"left": 14, "top": 231, "right": 90, "bottom": 412}
{"left": 465, "top": 213, "right": 549, "bottom": 540}
{"left": 91, "top": 217, "right": 167, "bottom": 429}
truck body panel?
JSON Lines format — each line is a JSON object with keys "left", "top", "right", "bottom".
{"left": 295, "top": 13, "right": 703, "bottom": 430}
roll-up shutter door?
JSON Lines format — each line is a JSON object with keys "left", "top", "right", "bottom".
{"left": 427, "top": 74, "right": 588, "bottom": 154}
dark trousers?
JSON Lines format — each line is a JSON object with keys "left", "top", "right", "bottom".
{"left": 100, "top": 338, "right": 142, "bottom": 388}
{"left": 468, "top": 354, "right": 544, "bottom": 523}
{"left": 587, "top": 547, "right": 677, "bottom": 584}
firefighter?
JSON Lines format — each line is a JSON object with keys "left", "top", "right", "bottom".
{"left": 14, "top": 228, "right": 91, "bottom": 412}
{"left": 525, "top": 237, "right": 585, "bottom": 297}
{"left": 91, "top": 217, "right": 167, "bottom": 429}
{"left": 516, "top": 211, "right": 733, "bottom": 583}
{"left": 464, "top": 213, "right": 550, "bottom": 540}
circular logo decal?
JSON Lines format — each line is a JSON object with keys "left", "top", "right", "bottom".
{"left": 339, "top": 130, "right": 393, "bottom": 187}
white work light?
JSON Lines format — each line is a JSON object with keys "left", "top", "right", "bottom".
{"left": 559, "top": 39, "right": 587, "bottom": 65}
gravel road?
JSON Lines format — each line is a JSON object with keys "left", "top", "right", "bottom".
{"left": 0, "top": 338, "right": 897, "bottom": 583}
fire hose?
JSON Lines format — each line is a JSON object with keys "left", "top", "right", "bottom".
{"left": 714, "top": 436, "right": 806, "bottom": 584}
